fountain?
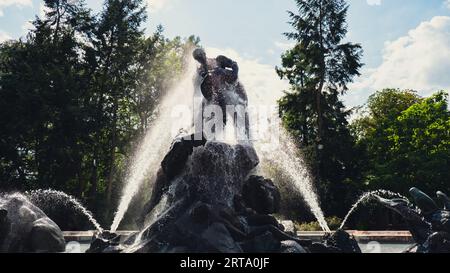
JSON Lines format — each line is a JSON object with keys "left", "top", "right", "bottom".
{"left": 110, "top": 54, "right": 197, "bottom": 232}
{"left": 88, "top": 135, "right": 355, "bottom": 253}
{"left": 8, "top": 47, "right": 436, "bottom": 254}
{"left": 339, "top": 190, "right": 411, "bottom": 230}
{"left": 83, "top": 49, "right": 352, "bottom": 253}
{"left": 110, "top": 47, "right": 330, "bottom": 234}
{"left": 0, "top": 48, "right": 361, "bottom": 253}
{"left": 27, "top": 189, "right": 103, "bottom": 232}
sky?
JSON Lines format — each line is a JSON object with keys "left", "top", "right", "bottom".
{"left": 1, "top": 0, "right": 450, "bottom": 109}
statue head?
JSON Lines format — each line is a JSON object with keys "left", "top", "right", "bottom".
{"left": 409, "top": 187, "right": 439, "bottom": 215}
{"left": 193, "top": 48, "right": 207, "bottom": 65}
{"left": 437, "top": 191, "right": 450, "bottom": 210}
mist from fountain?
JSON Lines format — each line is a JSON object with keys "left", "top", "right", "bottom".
{"left": 110, "top": 55, "right": 197, "bottom": 232}
{"left": 253, "top": 122, "right": 331, "bottom": 232}
{"left": 27, "top": 189, "right": 103, "bottom": 232}
{"left": 339, "top": 189, "right": 411, "bottom": 229}
{"left": 124, "top": 194, "right": 170, "bottom": 253}
{"left": 243, "top": 67, "right": 331, "bottom": 232}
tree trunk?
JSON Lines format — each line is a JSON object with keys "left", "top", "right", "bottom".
{"left": 316, "top": 0, "right": 325, "bottom": 144}
{"left": 106, "top": 99, "right": 118, "bottom": 208}
{"left": 315, "top": 0, "right": 326, "bottom": 182}
{"left": 89, "top": 154, "right": 99, "bottom": 211}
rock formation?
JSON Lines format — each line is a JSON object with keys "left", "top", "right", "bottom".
{"left": 88, "top": 135, "right": 360, "bottom": 253}
{"left": 0, "top": 193, "right": 66, "bottom": 253}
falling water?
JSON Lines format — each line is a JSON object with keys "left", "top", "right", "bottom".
{"left": 254, "top": 124, "right": 331, "bottom": 232}
{"left": 234, "top": 56, "right": 330, "bottom": 232}
{"left": 339, "top": 190, "right": 410, "bottom": 229}
{"left": 27, "top": 189, "right": 103, "bottom": 232}
{"left": 110, "top": 55, "right": 197, "bottom": 232}
{"left": 124, "top": 194, "right": 170, "bottom": 253}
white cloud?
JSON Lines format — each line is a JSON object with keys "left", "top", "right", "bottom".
{"left": 274, "top": 41, "right": 295, "bottom": 51}
{"left": 367, "top": 0, "right": 382, "bottom": 6}
{"left": 445, "top": 0, "right": 450, "bottom": 10}
{"left": 346, "top": 16, "right": 450, "bottom": 107}
{"left": 39, "top": 2, "right": 51, "bottom": 18}
{"left": 146, "top": 0, "right": 170, "bottom": 13}
{"left": 21, "top": 20, "right": 34, "bottom": 34}
{"left": 0, "top": 31, "right": 12, "bottom": 42}
{"left": 205, "top": 47, "right": 290, "bottom": 106}
{"left": 0, "top": 0, "right": 32, "bottom": 16}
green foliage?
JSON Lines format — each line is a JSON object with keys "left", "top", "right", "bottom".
{"left": 0, "top": 0, "right": 198, "bottom": 227}
{"left": 277, "top": 0, "right": 364, "bottom": 217}
{"left": 295, "top": 216, "right": 342, "bottom": 231}
{"left": 353, "top": 89, "right": 450, "bottom": 195}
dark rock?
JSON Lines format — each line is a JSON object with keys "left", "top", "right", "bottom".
{"left": 161, "top": 133, "right": 207, "bottom": 181}
{"left": 309, "top": 242, "right": 341, "bottom": 253}
{"left": 245, "top": 214, "right": 281, "bottom": 228}
{"left": 125, "top": 138, "right": 325, "bottom": 254}
{"left": 280, "top": 240, "right": 308, "bottom": 253}
{"left": 247, "top": 224, "right": 306, "bottom": 247}
{"left": 242, "top": 176, "right": 280, "bottom": 215}
{"left": 133, "top": 198, "right": 192, "bottom": 253}
{"left": 430, "top": 210, "right": 450, "bottom": 232}
{"left": 29, "top": 218, "right": 65, "bottom": 253}
{"left": 138, "top": 168, "right": 169, "bottom": 228}
{"left": 86, "top": 231, "right": 121, "bottom": 253}
{"left": 240, "top": 231, "right": 281, "bottom": 253}
{"left": 183, "top": 142, "right": 259, "bottom": 206}
{"left": 172, "top": 202, "right": 247, "bottom": 250}
{"left": 233, "top": 144, "right": 259, "bottom": 173}
{"left": 140, "top": 141, "right": 260, "bottom": 228}
{"left": 0, "top": 209, "right": 10, "bottom": 247}
{"left": 310, "top": 230, "right": 361, "bottom": 253}
{"left": 139, "top": 133, "right": 207, "bottom": 227}
{"left": 425, "top": 232, "right": 450, "bottom": 253}
{"left": 162, "top": 246, "right": 189, "bottom": 253}
{"left": 200, "top": 222, "right": 243, "bottom": 253}
{"left": 0, "top": 193, "right": 65, "bottom": 253}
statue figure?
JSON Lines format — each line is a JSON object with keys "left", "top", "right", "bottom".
{"left": 377, "top": 187, "right": 450, "bottom": 253}
{"left": 192, "top": 48, "right": 250, "bottom": 141}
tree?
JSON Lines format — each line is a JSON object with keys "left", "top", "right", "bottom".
{"left": 131, "top": 28, "right": 199, "bottom": 134}
{"left": 0, "top": 0, "right": 93, "bottom": 193}
{"left": 351, "top": 89, "right": 421, "bottom": 160}
{"left": 277, "top": 0, "right": 364, "bottom": 216}
{"left": 91, "top": 0, "right": 147, "bottom": 208}
{"left": 354, "top": 90, "right": 450, "bottom": 195}
{"left": 0, "top": 0, "right": 198, "bottom": 227}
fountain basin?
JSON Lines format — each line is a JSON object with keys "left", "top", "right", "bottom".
{"left": 62, "top": 231, "right": 414, "bottom": 253}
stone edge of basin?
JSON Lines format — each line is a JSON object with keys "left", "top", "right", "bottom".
{"left": 63, "top": 230, "right": 414, "bottom": 244}
{"left": 63, "top": 231, "right": 137, "bottom": 243}
{"left": 297, "top": 230, "right": 414, "bottom": 243}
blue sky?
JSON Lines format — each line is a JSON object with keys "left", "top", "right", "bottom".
{"left": 1, "top": 0, "right": 450, "bottom": 108}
